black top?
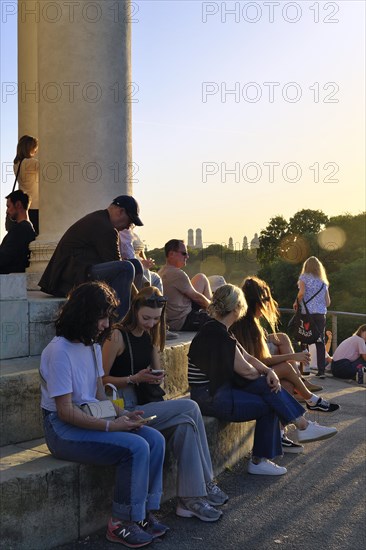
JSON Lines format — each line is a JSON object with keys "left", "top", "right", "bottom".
{"left": 0, "top": 220, "right": 36, "bottom": 274}
{"left": 110, "top": 330, "right": 153, "bottom": 377}
{"left": 188, "top": 319, "right": 237, "bottom": 396}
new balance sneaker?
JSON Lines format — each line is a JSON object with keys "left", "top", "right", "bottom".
{"left": 297, "top": 421, "right": 337, "bottom": 443}
{"left": 248, "top": 459, "right": 287, "bottom": 476}
{"left": 306, "top": 398, "right": 340, "bottom": 413}
{"left": 205, "top": 481, "right": 229, "bottom": 506}
{"left": 137, "top": 512, "right": 169, "bottom": 538}
{"left": 106, "top": 518, "right": 153, "bottom": 547}
{"left": 281, "top": 435, "right": 304, "bottom": 454}
{"left": 176, "top": 497, "right": 223, "bottom": 522}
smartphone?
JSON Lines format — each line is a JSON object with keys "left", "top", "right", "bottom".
{"left": 139, "top": 415, "right": 157, "bottom": 424}
{"left": 150, "top": 369, "right": 165, "bottom": 375}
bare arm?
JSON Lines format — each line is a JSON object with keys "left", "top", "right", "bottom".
{"left": 325, "top": 288, "right": 331, "bottom": 307}
{"left": 183, "top": 285, "right": 211, "bottom": 309}
{"left": 102, "top": 329, "right": 165, "bottom": 388}
{"left": 262, "top": 350, "right": 310, "bottom": 367}
{"left": 235, "top": 346, "right": 281, "bottom": 392}
{"left": 293, "top": 280, "right": 305, "bottom": 310}
{"left": 55, "top": 393, "right": 143, "bottom": 432}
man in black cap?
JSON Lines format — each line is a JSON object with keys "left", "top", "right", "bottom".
{"left": 39, "top": 196, "right": 143, "bottom": 318}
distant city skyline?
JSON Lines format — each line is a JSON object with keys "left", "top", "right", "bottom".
{"left": 1, "top": 1, "right": 364, "bottom": 248}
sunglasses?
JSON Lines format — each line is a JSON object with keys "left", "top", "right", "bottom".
{"left": 177, "top": 251, "right": 188, "bottom": 256}
{"left": 144, "top": 294, "right": 167, "bottom": 307}
{"left": 261, "top": 296, "right": 271, "bottom": 303}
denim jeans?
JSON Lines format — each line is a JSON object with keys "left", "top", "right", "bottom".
{"left": 43, "top": 412, "right": 165, "bottom": 521}
{"left": 89, "top": 259, "right": 142, "bottom": 319}
{"left": 190, "top": 377, "right": 305, "bottom": 459}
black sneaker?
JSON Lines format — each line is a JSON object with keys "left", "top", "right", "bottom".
{"left": 137, "top": 512, "right": 169, "bottom": 538}
{"left": 106, "top": 518, "right": 153, "bottom": 547}
{"left": 281, "top": 435, "right": 304, "bottom": 454}
{"left": 315, "top": 373, "right": 326, "bottom": 379}
{"left": 306, "top": 398, "right": 340, "bottom": 413}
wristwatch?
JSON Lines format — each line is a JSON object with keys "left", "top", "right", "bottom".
{"left": 127, "top": 375, "right": 135, "bottom": 385}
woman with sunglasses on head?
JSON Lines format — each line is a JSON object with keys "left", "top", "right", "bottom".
{"left": 40, "top": 281, "right": 167, "bottom": 548}
{"left": 231, "top": 277, "right": 340, "bottom": 452}
{"left": 188, "top": 284, "right": 338, "bottom": 476}
{"left": 102, "top": 286, "right": 228, "bottom": 523}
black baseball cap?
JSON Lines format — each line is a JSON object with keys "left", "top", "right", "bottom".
{"left": 112, "top": 195, "right": 143, "bottom": 226}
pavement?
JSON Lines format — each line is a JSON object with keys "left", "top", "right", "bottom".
{"left": 55, "top": 375, "right": 366, "bottom": 550}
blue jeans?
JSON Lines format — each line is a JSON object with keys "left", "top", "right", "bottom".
{"left": 190, "top": 377, "right": 305, "bottom": 459}
{"left": 89, "top": 259, "right": 142, "bottom": 319}
{"left": 43, "top": 412, "right": 165, "bottom": 521}
{"left": 331, "top": 357, "right": 366, "bottom": 379}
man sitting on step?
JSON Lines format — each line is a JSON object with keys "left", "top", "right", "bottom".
{"left": 158, "top": 239, "right": 212, "bottom": 331}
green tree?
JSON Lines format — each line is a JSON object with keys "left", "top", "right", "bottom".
{"left": 257, "top": 215, "right": 288, "bottom": 266}
{"left": 288, "top": 209, "right": 328, "bottom": 235}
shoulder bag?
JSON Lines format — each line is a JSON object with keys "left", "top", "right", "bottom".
{"left": 288, "top": 284, "right": 325, "bottom": 345}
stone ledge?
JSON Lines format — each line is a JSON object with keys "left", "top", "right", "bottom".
{"left": 0, "top": 415, "right": 254, "bottom": 550}
{"left": 0, "top": 336, "right": 195, "bottom": 447}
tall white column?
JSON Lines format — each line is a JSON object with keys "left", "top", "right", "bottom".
{"left": 19, "top": 0, "right": 133, "bottom": 272}
{"left": 18, "top": 0, "right": 38, "bottom": 137}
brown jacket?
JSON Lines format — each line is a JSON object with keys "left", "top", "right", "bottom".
{"left": 39, "top": 210, "right": 120, "bottom": 296}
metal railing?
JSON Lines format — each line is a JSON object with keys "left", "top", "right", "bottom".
{"left": 279, "top": 309, "right": 366, "bottom": 352}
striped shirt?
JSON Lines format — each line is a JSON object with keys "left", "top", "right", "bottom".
{"left": 188, "top": 359, "right": 209, "bottom": 386}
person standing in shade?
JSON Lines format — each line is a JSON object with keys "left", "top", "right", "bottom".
{"left": 0, "top": 190, "right": 36, "bottom": 274}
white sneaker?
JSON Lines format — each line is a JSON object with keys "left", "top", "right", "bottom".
{"left": 248, "top": 459, "right": 287, "bottom": 476}
{"left": 297, "top": 421, "right": 337, "bottom": 443}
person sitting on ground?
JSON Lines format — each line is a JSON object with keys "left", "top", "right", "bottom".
{"left": 39, "top": 196, "right": 143, "bottom": 319}
{"left": 158, "top": 239, "right": 212, "bottom": 331}
{"left": 230, "top": 276, "right": 340, "bottom": 452}
{"left": 40, "top": 281, "right": 168, "bottom": 548}
{"left": 331, "top": 325, "right": 366, "bottom": 379}
{"left": 102, "top": 286, "right": 227, "bottom": 523}
{"left": 188, "top": 284, "right": 338, "bottom": 476}
{"left": 0, "top": 190, "right": 36, "bottom": 274}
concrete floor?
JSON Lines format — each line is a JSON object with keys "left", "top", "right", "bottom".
{"left": 55, "top": 375, "right": 366, "bottom": 550}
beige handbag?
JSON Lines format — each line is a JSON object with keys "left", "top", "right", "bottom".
{"left": 79, "top": 346, "right": 117, "bottom": 420}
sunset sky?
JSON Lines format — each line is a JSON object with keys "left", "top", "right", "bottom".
{"left": 1, "top": 1, "right": 365, "bottom": 249}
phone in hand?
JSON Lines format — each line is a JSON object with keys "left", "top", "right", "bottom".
{"left": 150, "top": 369, "right": 165, "bottom": 376}
{"left": 139, "top": 415, "right": 157, "bottom": 424}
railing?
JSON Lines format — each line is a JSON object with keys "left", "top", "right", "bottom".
{"left": 279, "top": 309, "right": 366, "bottom": 352}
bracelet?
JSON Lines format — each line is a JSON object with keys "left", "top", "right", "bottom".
{"left": 105, "top": 420, "right": 110, "bottom": 432}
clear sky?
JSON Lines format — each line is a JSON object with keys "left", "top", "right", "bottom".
{"left": 1, "top": 0, "right": 365, "bottom": 249}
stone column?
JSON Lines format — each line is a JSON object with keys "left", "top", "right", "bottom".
{"left": 18, "top": 0, "right": 38, "bottom": 137}
{"left": 20, "top": 0, "right": 133, "bottom": 273}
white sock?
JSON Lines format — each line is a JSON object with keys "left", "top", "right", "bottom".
{"left": 306, "top": 394, "right": 320, "bottom": 405}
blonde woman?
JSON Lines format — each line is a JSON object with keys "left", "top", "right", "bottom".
{"left": 293, "top": 257, "right": 331, "bottom": 378}
{"left": 188, "top": 285, "right": 337, "bottom": 477}
{"left": 13, "top": 135, "right": 39, "bottom": 233}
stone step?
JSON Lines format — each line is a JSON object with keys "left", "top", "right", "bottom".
{"left": 0, "top": 415, "right": 254, "bottom": 550}
{"left": 0, "top": 336, "right": 195, "bottom": 447}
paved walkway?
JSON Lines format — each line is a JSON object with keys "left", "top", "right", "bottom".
{"left": 56, "top": 376, "right": 366, "bottom": 550}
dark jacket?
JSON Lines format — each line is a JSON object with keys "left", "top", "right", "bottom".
{"left": 0, "top": 220, "right": 36, "bottom": 274}
{"left": 39, "top": 210, "right": 120, "bottom": 296}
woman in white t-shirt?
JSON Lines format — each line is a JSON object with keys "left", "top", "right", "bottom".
{"left": 13, "top": 135, "right": 39, "bottom": 233}
{"left": 331, "top": 325, "right": 366, "bottom": 379}
{"left": 40, "top": 281, "right": 168, "bottom": 547}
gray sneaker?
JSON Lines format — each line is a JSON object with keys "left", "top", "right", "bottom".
{"left": 205, "top": 481, "right": 229, "bottom": 506}
{"left": 176, "top": 497, "right": 223, "bottom": 522}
